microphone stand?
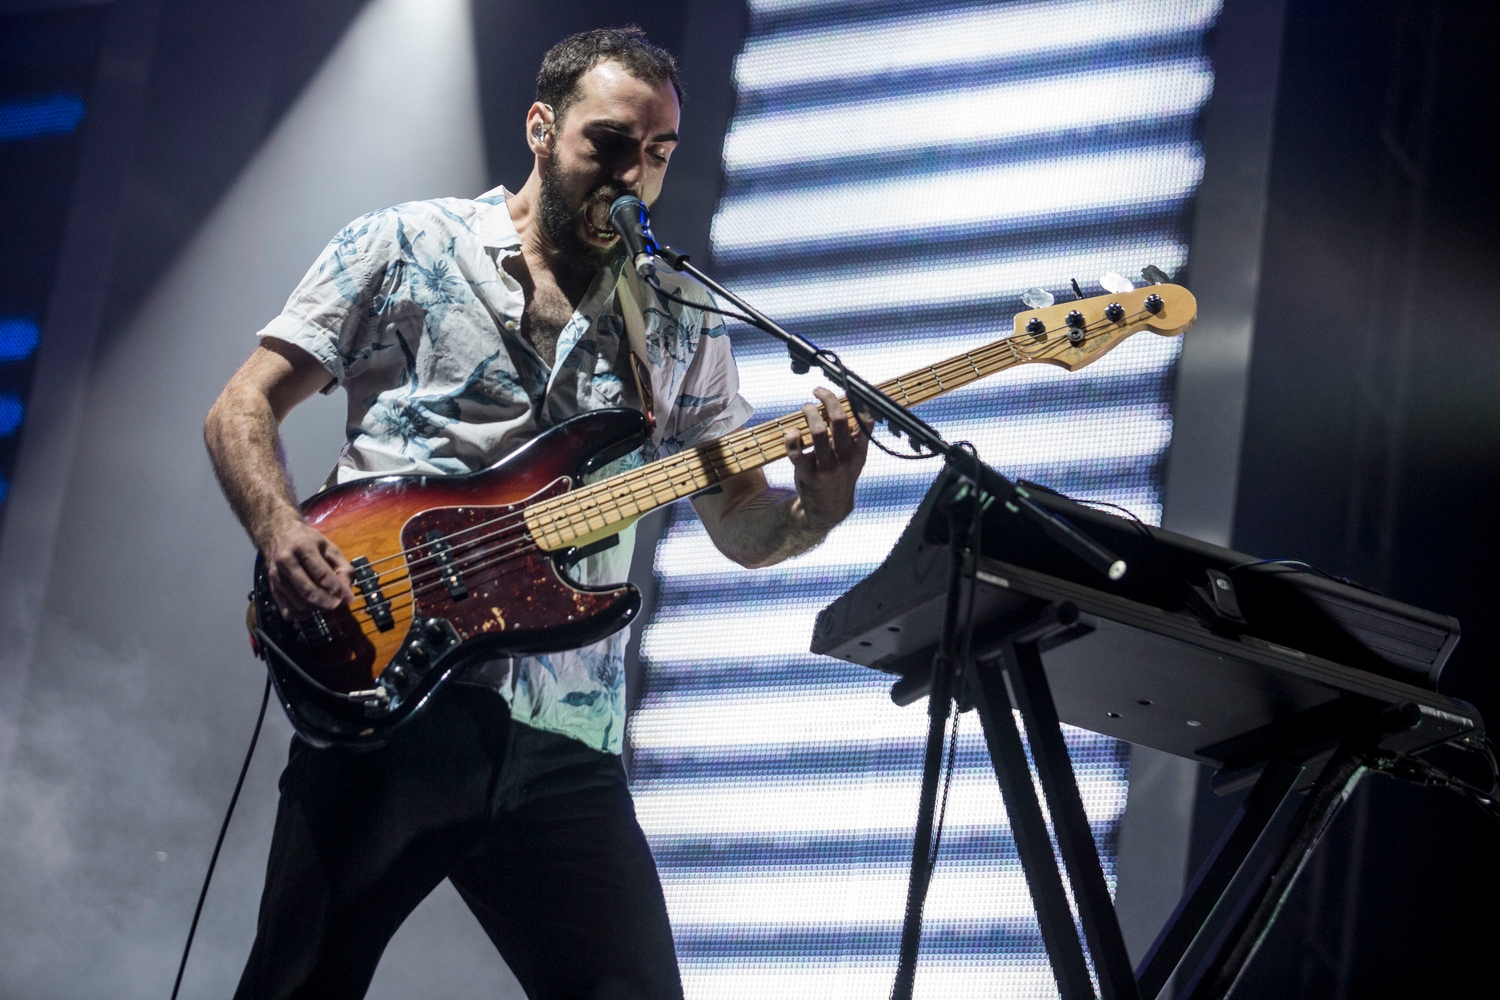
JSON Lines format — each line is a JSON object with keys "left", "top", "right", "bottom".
{"left": 648, "top": 244, "right": 1123, "bottom": 1000}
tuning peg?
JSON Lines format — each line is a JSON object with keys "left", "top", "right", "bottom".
{"left": 1022, "top": 287, "right": 1054, "bottom": 309}
{"left": 1099, "top": 272, "right": 1133, "bottom": 294}
{"left": 1071, "top": 278, "right": 1084, "bottom": 300}
{"left": 1140, "top": 264, "right": 1170, "bottom": 285}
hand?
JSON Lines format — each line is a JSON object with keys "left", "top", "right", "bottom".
{"left": 260, "top": 516, "right": 355, "bottom": 620}
{"left": 784, "top": 387, "right": 870, "bottom": 531}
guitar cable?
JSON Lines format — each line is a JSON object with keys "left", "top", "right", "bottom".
{"left": 169, "top": 674, "right": 271, "bottom": 1000}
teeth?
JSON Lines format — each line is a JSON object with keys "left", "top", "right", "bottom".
{"left": 586, "top": 199, "right": 613, "bottom": 232}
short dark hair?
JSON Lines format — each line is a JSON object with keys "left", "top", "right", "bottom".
{"left": 536, "top": 26, "right": 683, "bottom": 124}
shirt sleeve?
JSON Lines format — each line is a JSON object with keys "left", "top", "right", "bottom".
{"left": 255, "top": 210, "right": 397, "bottom": 386}
{"left": 651, "top": 277, "right": 755, "bottom": 455}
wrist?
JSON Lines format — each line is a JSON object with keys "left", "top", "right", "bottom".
{"left": 252, "top": 505, "right": 306, "bottom": 553}
{"left": 791, "top": 493, "right": 848, "bottom": 535}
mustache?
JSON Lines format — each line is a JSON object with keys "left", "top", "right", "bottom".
{"left": 577, "top": 183, "right": 630, "bottom": 214}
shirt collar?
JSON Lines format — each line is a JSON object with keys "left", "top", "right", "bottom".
{"left": 473, "top": 185, "right": 522, "bottom": 251}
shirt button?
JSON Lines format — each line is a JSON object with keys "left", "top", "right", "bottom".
{"left": 504, "top": 319, "right": 519, "bottom": 331}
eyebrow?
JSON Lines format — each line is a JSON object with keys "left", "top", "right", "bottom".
{"left": 588, "top": 119, "right": 679, "bottom": 144}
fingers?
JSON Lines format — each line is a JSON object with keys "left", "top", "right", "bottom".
{"left": 298, "top": 545, "right": 352, "bottom": 608}
{"left": 318, "top": 538, "right": 357, "bottom": 602}
{"left": 794, "top": 388, "right": 866, "bottom": 472}
{"left": 803, "top": 396, "right": 836, "bottom": 468}
{"left": 816, "top": 387, "right": 857, "bottom": 457}
{"left": 269, "top": 558, "right": 323, "bottom": 619}
{"left": 784, "top": 425, "right": 807, "bottom": 469}
{"left": 266, "top": 525, "right": 353, "bottom": 619}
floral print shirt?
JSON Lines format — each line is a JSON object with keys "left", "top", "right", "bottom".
{"left": 257, "top": 186, "right": 753, "bottom": 753}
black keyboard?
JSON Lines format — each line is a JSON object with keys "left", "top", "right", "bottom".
{"left": 812, "top": 471, "right": 1478, "bottom": 766}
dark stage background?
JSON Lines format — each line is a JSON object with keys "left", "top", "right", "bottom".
{"left": 1220, "top": 0, "right": 1500, "bottom": 995}
{"left": 0, "top": 0, "right": 1493, "bottom": 996}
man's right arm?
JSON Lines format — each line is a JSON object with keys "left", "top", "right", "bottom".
{"left": 204, "top": 338, "right": 354, "bottom": 618}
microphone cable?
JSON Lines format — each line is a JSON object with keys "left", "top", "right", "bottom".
{"left": 169, "top": 674, "right": 272, "bottom": 1000}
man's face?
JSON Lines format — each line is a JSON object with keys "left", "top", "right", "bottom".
{"left": 536, "top": 60, "right": 680, "bottom": 272}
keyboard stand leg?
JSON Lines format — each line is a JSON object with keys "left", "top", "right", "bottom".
{"left": 966, "top": 642, "right": 1098, "bottom": 999}
{"left": 1133, "top": 758, "right": 1305, "bottom": 999}
{"left": 1176, "top": 744, "right": 1369, "bottom": 1000}
{"left": 1000, "top": 637, "right": 1143, "bottom": 1000}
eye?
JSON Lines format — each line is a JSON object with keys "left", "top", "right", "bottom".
{"left": 588, "top": 132, "right": 630, "bottom": 159}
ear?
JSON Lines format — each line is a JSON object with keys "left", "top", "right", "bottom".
{"left": 526, "top": 102, "right": 555, "bottom": 157}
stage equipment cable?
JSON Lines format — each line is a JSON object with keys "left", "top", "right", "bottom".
{"left": 889, "top": 446, "right": 986, "bottom": 1000}
{"left": 1368, "top": 734, "right": 1500, "bottom": 826}
{"left": 170, "top": 675, "right": 271, "bottom": 1000}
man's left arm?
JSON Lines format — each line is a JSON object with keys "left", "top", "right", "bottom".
{"left": 692, "top": 387, "right": 868, "bottom": 569}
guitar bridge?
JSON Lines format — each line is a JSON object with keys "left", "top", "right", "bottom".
{"left": 424, "top": 530, "right": 469, "bottom": 600}
{"left": 351, "top": 556, "right": 396, "bottom": 631}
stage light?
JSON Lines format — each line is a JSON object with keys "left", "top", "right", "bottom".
{"left": 722, "top": 239, "right": 1187, "bottom": 321}
{"left": 632, "top": 0, "right": 1219, "bottom": 990}
{"left": 734, "top": 0, "right": 1223, "bottom": 94}
{"left": 723, "top": 58, "right": 1213, "bottom": 174}
{"left": 632, "top": 762, "right": 1125, "bottom": 839}
{"left": 0, "top": 394, "right": 23, "bottom": 437}
{"left": 0, "top": 317, "right": 41, "bottom": 362}
{"left": 713, "top": 146, "right": 1204, "bottom": 258}
{"left": 0, "top": 93, "right": 85, "bottom": 142}
{"left": 679, "top": 962, "right": 1060, "bottom": 1000}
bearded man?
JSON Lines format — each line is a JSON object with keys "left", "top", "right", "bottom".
{"left": 203, "top": 26, "right": 866, "bottom": 1000}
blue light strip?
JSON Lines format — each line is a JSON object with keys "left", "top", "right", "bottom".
{"left": 0, "top": 394, "right": 23, "bottom": 437}
{"left": 0, "top": 317, "right": 41, "bottom": 363}
{"left": 632, "top": 1, "right": 1221, "bottom": 993}
{"left": 0, "top": 92, "right": 86, "bottom": 143}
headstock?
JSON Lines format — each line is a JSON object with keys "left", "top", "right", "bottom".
{"left": 1010, "top": 283, "right": 1196, "bottom": 373}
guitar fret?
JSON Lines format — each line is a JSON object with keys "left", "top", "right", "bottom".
{"left": 522, "top": 297, "right": 1178, "bottom": 550}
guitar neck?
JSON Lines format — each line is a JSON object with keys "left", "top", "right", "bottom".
{"left": 524, "top": 335, "right": 1029, "bottom": 552}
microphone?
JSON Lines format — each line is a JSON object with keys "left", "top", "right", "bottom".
{"left": 608, "top": 194, "right": 660, "bottom": 278}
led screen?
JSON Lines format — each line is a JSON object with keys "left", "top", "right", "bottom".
{"left": 630, "top": 1, "right": 1222, "bottom": 995}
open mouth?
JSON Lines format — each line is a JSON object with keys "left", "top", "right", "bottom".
{"left": 582, "top": 197, "right": 617, "bottom": 244}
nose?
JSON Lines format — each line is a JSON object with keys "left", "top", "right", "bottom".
{"left": 612, "top": 146, "right": 648, "bottom": 189}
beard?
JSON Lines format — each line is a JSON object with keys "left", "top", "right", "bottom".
{"left": 538, "top": 161, "right": 626, "bottom": 273}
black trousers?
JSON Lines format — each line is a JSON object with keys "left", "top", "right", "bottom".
{"left": 233, "top": 685, "right": 682, "bottom": 1000}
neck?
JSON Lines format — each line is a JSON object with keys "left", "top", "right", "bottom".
{"left": 505, "top": 176, "right": 596, "bottom": 300}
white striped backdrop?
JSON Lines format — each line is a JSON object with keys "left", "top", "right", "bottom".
{"left": 630, "top": 2, "right": 1222, "bottom": 996}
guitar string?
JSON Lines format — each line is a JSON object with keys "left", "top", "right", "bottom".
{"left": 342, "top": 414, "right": 811, "bottom": 617}
{"left": 334, "top": 312, "right": 1153, "bottom": 633}
{"left": 346, "top": 328, "right": 1052, "bottom": 587}
{"left": 324, "top": 316, "right": 1145, "bottom": 632}
{"left": 501, "top": 315, "right": 1140, "bottom": 555}
{"left": 341, "top": 302, "right": 1166, "bottom": 589}
{"left": 345, "top": 340, "right": 998, "bottom": 580}
{"left": 348, "top": 359, "right": 959, "bottom": 605}
{"left": 304, "top": 313, "right": 1165, "bottom": 636}
{"left": 361, "top": 408, "right": 810, "bottom": 589}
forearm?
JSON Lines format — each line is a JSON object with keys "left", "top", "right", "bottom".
{"left": 204, "top": 384, "right": 303, "bottom": 552}
{"left": 697, "top": 484, "right": 837, "bottom": 569}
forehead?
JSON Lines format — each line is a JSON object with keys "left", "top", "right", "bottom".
{"left": 566, "top": 60, "right": 680, "bottom": 134}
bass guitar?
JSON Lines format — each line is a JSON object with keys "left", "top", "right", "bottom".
{"left": 249, "top": 283, "right": 1197, "bottom": 746}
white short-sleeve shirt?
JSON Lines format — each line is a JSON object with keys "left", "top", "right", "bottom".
{"left": 257, "top": 186, "right": 753, "bottom": 754}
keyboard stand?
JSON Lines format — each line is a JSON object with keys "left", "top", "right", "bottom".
{"left": 957, "top": 597, "right": 1419, "bottom": 1000}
